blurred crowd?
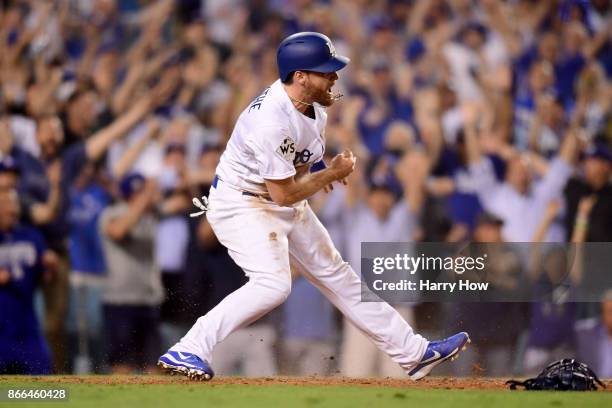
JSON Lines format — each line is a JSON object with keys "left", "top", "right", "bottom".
{"left": 0, "top": 0, "right": 611, "bottom": 378}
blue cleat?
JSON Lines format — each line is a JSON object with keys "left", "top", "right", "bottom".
{"left": 158, "top": 351, "right": 215, "bottom": 381}
{"left": 408, "top": 332, "right": 471, "bottom": 380}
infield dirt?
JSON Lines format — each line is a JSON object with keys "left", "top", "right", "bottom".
{"left": 7, "top": 375, "right": 612, "bottom": 391}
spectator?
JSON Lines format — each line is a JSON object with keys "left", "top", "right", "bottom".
{"left": 0, "top": 189, "right": 54, "bottom": 374}
{"left": 31, "top": 92, "right": 158, "bottom": 373}
{"left": 528, "top": 94, "right": 567, "bottom": 157}
{"left": 564, "top": 143, "right": 612, "bottom": 242}
{"left": 442, "top": 21, "right": 510, "bottom": 104}
{"left": 466, "top": 104, "right": 580, "bottom": 242}
{"left": 575, "top": 289, "right": 612, "bottom": 378}
{"left": 281, "top": 276, "right": 336, "bottom": 376}
{"left": 566, "top": 143, "right": 612, "bottom": 320}
{"left": 65, "top": 161, "right": 112, "bottom": 373}
{"left": 339, "top": 150, "right": 427, "bottom": 377}
{"left": 109, "top": 118, "right": 194, "bottom": 350}
{"left": 99, "top": 174, "right": 163, "bottom": 373}
{"left": 522, "top": 199, "right": 589, "bottom": 375}
{"left": 513, "top": 60, "right": 556, "bottom": 151}
{"left": 60, "top": 85, "right": 108, "bottom": 147}
{"left": 0, "top": 116, "right": 62, "bottom": 229}
{"left": 427, "top": 130, "right": 485, "bottom": 232}
{"left": 353, "top": 60, "right": 414, "bottom": 156}
{"left": 155, "top": 141, "right": 192, "bottom": 349}
{"left": 449, "top": 212, "right": 527, "bottom": 377}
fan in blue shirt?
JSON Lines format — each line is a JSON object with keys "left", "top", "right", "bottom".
{"left": 0, "top": 190, "right": 52, "bottom": 374}
{"left": 67, "top": 163, "right": 111, "bottom": 275}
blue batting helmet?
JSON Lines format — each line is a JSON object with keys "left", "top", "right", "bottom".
{"left": 277, "top": 32, "right": 350, "bottom": 82}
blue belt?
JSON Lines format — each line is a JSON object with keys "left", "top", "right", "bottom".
{"left": 212, "top": 175, "right": 272, "bottom": 201}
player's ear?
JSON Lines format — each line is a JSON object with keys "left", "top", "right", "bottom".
{"left": 296, "top": 71, "right": 307, "bottom": 87}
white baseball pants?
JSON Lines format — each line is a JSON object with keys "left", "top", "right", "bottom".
{"left": 171, "top": 179, "right": 427, "bottom": 373}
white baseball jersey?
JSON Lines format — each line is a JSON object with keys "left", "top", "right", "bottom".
{"left": 216, "top": 80, "right": 327, "bottom": 194}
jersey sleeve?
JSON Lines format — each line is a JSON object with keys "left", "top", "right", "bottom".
{"left": 250, "top": 125, "right": 297, "bottom": 180}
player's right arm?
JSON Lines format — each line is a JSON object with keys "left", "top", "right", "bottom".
{"left": 265, "top": 149, "right": 356, "bottom": 206}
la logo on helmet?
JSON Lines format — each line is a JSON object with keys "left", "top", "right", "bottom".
{"left": 326, "top": 41, "right": 336, "bottom": 57}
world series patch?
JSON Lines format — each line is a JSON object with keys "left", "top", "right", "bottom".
{"left": 276, "top": 138, "right": 296, "bottom": 162}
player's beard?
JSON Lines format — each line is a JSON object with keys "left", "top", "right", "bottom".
{"left": 313, "top": 86, "right": 334, "bottom": 107}
{"left": 305, "top": 78, "right": 334, "bottom": 107}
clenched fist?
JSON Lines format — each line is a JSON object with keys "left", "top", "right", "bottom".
{"left": 329, "top": 149, "right": 356, "bottom": 181}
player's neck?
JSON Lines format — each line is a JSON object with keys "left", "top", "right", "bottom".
{"left": 282, "top": 83, "right": 313, "bottom": 115}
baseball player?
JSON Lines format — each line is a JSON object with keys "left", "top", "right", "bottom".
{"left": 158, "top": 32, "right": 469, "bottom": 380}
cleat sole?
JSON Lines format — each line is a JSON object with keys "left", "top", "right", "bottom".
{"left": 157, "top": 361, "right": 213, "bottom": 382}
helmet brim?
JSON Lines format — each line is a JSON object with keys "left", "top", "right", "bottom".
{"left": 306, "top": 55, "right": 350, "bottom": 74}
